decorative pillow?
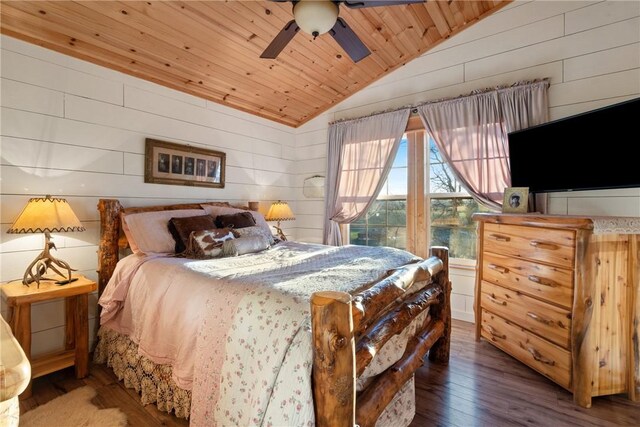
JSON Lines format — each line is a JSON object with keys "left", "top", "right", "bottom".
{"left": 122, "top": 209, "right": 207, "bottom": 254}
{"left": 219, "top": 235, "right": 271, "bottom": 258}
{"left": 232, "top": 225, "right": 275, "bottom": 246}
{"left": 185, "top": 228, "right": 235, "bottom": 259}
{"left": 201, "top": 205, "right": 273, "bottom": 238}
{"left": 168, "top": 215, "right": 217, "bottom": 253}
{"left": 214, "top": 211, "right": 256, "bottom": 229}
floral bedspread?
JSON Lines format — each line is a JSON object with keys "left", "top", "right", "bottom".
{"left": 99, "top": 242, "right": 422, "bottom": 426}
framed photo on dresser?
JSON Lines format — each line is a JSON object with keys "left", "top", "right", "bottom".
{"left": 144, "top": 138, "right": 225, "bottom": 188}
{"left": 502, "top": 187, "right": 529, "bottom": 213}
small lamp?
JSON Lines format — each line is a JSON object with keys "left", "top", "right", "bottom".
{"left": 265, "top": 200, "right": 295, "bottom": 241}
{"left": 7, "top": 195, "right": 85, "bottom": 287}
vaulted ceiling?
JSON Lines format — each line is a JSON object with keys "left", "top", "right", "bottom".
{"left": 1, "top": 1, "right": 509, "bottom": 127}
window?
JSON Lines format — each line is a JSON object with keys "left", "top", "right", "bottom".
{"left": 428, "top": 138, "right": 490, "bottom": 260}
{"left": 350, "top": 138, "right": 408, "bottom": 250}
{"left": 348, "top": 132, "right": 490, "bottom": 261}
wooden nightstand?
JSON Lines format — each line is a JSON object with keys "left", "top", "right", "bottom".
{"left": 1, "top": 275, "right": 96, "bottom": 398}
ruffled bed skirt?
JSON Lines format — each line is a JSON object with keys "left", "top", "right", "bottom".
{"left": 94, "top": 326, "right": 416, "bottom": 425}
{"left": 94, "top": 327, "right": 192, "bottom": 419}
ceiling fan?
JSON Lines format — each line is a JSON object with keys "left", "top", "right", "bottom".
{"left": 261, "top": 0, "right": 426, "bottom": 63}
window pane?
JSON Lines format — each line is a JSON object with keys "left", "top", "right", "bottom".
{"left": 366, "top": 200, "right": 386, "bottom": 225}
{"left": 387, "top": 167, "right": 407, "bottom": 196}
{"left": 387, "top": 200, "right": 407, "bottom": 226}
{"left": 394, "top": 138, "right": 408, "bottom": 168}
{"left": 386, "top": 227, "right": 406, "bottom": 250}
{"left": 365, "top": 226, "right": 386, "bottom": 247}
{"left": 350, "top": 226, "right": 367, "bottom": 245}
{"left": 430, "top": 198, "right": 488, "bottom": 259}
{"left": 429, "top": 138, "right": 464, "bottom": 193}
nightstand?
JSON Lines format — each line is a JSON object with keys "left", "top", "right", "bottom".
{"left": 1, "top": 275, "right": 96, "bottom": 398}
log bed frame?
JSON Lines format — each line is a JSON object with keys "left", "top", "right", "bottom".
{"left": 97, "top": 199, "right": 451, "bottom": 427}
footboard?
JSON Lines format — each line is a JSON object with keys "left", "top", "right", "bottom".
{"left": 311, "top": 247, "right": 451, "bottom": 427}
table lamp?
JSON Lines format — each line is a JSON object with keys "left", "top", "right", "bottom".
{"left": 265, "top": 200, "right": 295, "bottom": 241}
{"left": 7, "top": 195, "right": 85, "bottom": 287}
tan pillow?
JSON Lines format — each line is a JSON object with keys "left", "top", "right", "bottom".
{"left": 120, "top": 213, "right": 140, "bottom": 254}
{"left": 123, "top": 209, "right": 207, "bottom": 254}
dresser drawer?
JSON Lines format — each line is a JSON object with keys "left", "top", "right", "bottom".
{"left": 482, "top": 252, "right": 574, "bottom": 310}
{"left": 481, "top": 309, "right": 571, "bottom": 390}
{"left": 481, "top": 281, "right": 572, "bottom": 349}
{"left": 483, "top": 223, "right": 575, "bottom": 269}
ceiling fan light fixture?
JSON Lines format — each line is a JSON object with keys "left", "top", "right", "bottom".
{"left": 293, "top": 0, "right": 339, "bottom": 38}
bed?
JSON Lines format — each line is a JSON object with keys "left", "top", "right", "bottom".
{"left": 95, "top": 199, "right": 451, "bottom": 427}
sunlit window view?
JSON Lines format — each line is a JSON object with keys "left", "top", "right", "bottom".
{"left": 350, "top": 133, "right": 489, "bottom": 260}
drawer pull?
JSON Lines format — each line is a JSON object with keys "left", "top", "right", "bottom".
{"left": 527, "top": 347, "right": 555, "bottom": 366}
{"left": 488, "top": 264, "right": 509, "bottom": 274}
{"left": 489, "top": 233, "right": 510, "bottom": 242}
{"left": 527, "top": 275, "right": 558, "bottom": 288}
{"left": 487, "top": 295, "right": 507, "bottom": 306}
{"left": 529, "top": 240, "right": 558, "bottom": 250}
{"left": 485, "top": 325, "right": 506, "bottom": 339}
{"left": 527, "top": 311, "right": 554, "bottom": 326}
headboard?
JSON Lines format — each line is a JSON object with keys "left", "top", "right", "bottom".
{"left": 97, "top": 199, "right": 257, "bottom": 296}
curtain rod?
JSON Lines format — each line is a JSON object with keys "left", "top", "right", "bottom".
{"left": 329, "top": 78, "right": 550, "bottom": 126}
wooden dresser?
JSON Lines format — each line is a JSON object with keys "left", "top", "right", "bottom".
{"left": 473, "top": 214, "right": 640, "bottom": 407}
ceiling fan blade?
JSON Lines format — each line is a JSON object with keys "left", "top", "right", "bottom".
{"left": 330, "top": 18, "right": 371, "bottom": 63}
{"left": 261, "top": 20, "right": 300, "bottom": 59}
{"left": 343, "top": 0, "right": 425, "bottom": 8}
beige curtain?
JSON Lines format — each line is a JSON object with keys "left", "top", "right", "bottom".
{"left": 323, "top": 109, "right": 410, "bottom": 246}
{"left": 417, "top": 80, "right": 549, "bottom": 210}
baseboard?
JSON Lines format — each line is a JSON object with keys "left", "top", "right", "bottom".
{"left": 452, "top": 310, "right": 474, "bottom": 323}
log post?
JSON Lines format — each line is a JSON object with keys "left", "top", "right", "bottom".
{"left": 311, "top": 291, "right": 355, "bottom": 427}
{"left": 97, "top": 199, "right": 122, "bottom": 296}
{"left": 428, "top": 246, "right": 451, "bottom": 364}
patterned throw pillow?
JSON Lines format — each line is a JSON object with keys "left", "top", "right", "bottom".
{"left": 168, "top": 215, "right": 217, "bottom": 253}
{"left": 185, "top": 228, "right": 235, "bottom": 259}
{"left": 232, "top": 226, "right": 275, "bottom": 246}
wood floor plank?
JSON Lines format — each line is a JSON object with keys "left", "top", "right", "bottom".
{"left": 21, "top": 320, "right": 640, "bottom": 426}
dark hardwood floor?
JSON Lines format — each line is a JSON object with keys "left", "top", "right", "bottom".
{"left": 22, "top": 320, "right": 640, "bottom": 426}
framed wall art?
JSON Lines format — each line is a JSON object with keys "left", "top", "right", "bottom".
{"left": 502, "top": 187, "right": 529, "bottom": 213}
{"left": 144, "top": 138, "right": 225, "bottom": 188}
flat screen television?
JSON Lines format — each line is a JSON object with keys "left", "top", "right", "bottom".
{"left": 508, "top": 97, "right": 640, "bottom": 193}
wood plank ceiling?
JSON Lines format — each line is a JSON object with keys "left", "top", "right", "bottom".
{"left": 0, "top": 1, "right": 509, "bottom": 127}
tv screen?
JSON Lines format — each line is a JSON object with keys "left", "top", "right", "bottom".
{"left": 508, "top": 97, "right": 640, "bottom": 193}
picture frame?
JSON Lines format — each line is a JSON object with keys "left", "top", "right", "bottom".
{"left": 502, "top": 187, "right": 529, "bottom": 213}
{"left": 144, "top": 138, "right": 225, "bottom": 188}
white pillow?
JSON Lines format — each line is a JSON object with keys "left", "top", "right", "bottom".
{"left": 123, "top": 209, "right": 207, "bottom": 254}
{"left": 200, "top": 205, "right": 273, "bottom": 239}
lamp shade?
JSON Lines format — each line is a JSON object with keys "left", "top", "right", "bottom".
{"left": 8, "top": 195, "right": 85, "bottom": 234}
{"left": 265, "top": 201, "right": 295, "bottom": 222}
{"left": 293, "top": 0, "right": 339, "bottom": 37}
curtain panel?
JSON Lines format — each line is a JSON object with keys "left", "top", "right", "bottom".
{"left": 323, "top": 109, "right": 410, "bottom": 246}
{"left": 417, "top": 80, "right": 549, "bottom": 210}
